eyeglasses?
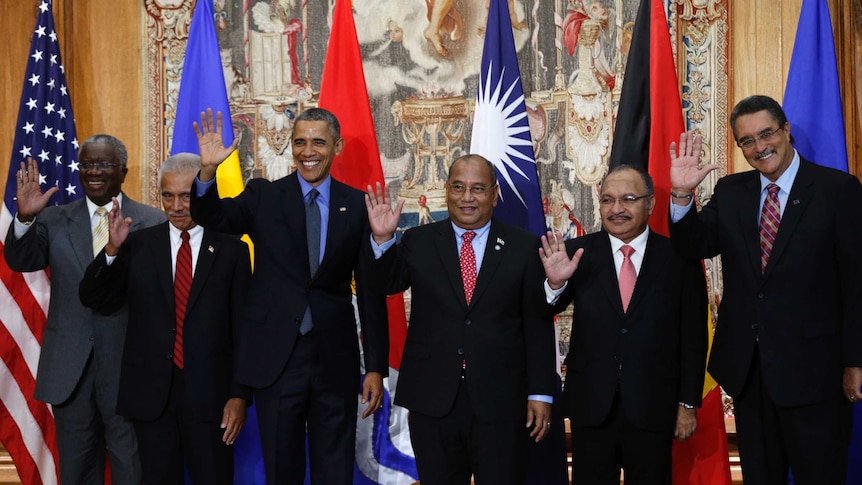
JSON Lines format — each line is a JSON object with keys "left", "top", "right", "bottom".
{"left": 599, "top": 194, "right": 651, "bottom": 207}
{"left": 737, "top": 128, "right": 781, "bottom": 151}
{"left": 80, "top": 160, "right": 120, "bottom": 171}
{"left": 447, "top": 183, "right": 496, "bottom": 196}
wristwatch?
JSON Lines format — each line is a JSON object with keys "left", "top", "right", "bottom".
{"left": 679, "top": 402, "right": 695, "bottom": 410}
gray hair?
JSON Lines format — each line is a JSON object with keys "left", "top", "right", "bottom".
{"left": 81, "top": 134, "right": 128, "bottom": 166}
{"left": 158, "top": 153, "right": 201, "bottom": 187}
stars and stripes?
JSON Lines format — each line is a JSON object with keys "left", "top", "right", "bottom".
{"left": 1, "top": 1, "right": 80, "bottom": 483}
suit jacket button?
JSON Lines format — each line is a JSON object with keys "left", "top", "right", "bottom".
{"left": 457, "top": 348, "right": 464, "bottom": 355}
{"left": 167, "top": 354, "right": 173, "bottom": 360}
{"left": 464, "top": 319, "right": 471, "bottom": 326}
{"left": 620, "top": 328, "right": 628, "bottom": 334}
{"left": 751, "top": 324, "right": 758, "bottom": 330}
{"left": 757, "top": 292, "right": 764, "bottom": 299}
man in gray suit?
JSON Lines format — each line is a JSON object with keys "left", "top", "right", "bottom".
{"left": 5, "top": 135, "right": 165, "bottom": 484}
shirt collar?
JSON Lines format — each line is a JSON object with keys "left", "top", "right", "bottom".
{"left": 168, "top": 222, "right": 203, "bottom": 242}
{"left": 760, "top": 149, "right": 800, "bottom": 194}
{"left": 451, "top": 220, "right": 492, "bottom": 239}
{"left": 86, "top": 193, "right": 123, "bottom": 219}
{"left": 607, "top": 226, "right": 649, "bottom": 255}
{"left": 298, "top": 175, "right": 332, "bottom": 204}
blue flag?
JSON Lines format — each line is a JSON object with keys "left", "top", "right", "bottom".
{"left": 470, "top": 3, "right": 567, "bottom": 484}
{"left": 171, "top": 1, "right": 263, "bottom": 483}
{"left": 783, "top": 0, "right": 848, "bottom": 171}
{"left": 470, "top": 0, "right": 544, "bottom": 237}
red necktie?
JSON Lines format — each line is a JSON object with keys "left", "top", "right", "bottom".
{"left": 174, "top": 230, "right": 192, "bottom": 369}
{"left": 759, "top": 183, "right": 781, "bottom": 272}
{"left": 618, "top": 245, "right": 636, "bottom": 312}
{"left": 460, "top": 231, "right": 477, "bottom": 304}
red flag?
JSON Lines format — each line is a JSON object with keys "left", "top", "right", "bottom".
{"left": 610, "top": 1, "right": 731, "bottom": 482}
{"left": 608, "top": 0, "right": 684, "bottom": 237}
{"left": 318, "top": 2, "right": 416, "bottom": 482}
{"left": 318, "top": 0, "right": 407, "bottom": 371}
{"left": 318, "top": 0, "right": 384, "bottom": 189}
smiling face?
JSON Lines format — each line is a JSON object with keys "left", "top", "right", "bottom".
{"left": 78, "top": 142, "right": 127, "bottom": 206}
{"left": 599, "top": 168, "right": 654, "bottom": 243}
{"left": 291, "top": 120, "right": 343, "bottom": 187}
{"left": 733, "top": 110, "right": 794, "bottom": 182}
{"left": 445, "top": 157, "right": 499, "bottom": 230}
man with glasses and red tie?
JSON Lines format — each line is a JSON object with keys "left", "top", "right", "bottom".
{"left": 5, "top": 135, "right": 165, "bottom": 483}
{"left": 668, "top": 94, "right": 862, "bottom": 484}
{"left": 365, "top": 154, "right": 557, "bottom": 485}
{"left": 539, "top": 164, "right": 707, "bottom": 483}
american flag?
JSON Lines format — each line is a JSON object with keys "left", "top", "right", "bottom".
{"left": 1, "top": 1, "right": 79, "bottom": 483}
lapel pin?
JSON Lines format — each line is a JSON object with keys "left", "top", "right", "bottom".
{"left": 793, "top": 199, "right": 800, "bottom": 205}
{"left": 496, "top": 237, "right": 505, "bottom": 246}
{"left": 339, "top": 207, "right": 347, "bottom": 212}
{"left": 494, "top": 244, "right": 501, "bottom": 251}
{"left": 208, "top": 245, "right": 214, "bottom": 253}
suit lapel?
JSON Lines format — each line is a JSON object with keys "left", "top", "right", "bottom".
{"left": 281, "top": 174, "right": 310, "bottom": 276}
{"left": 470, "top": 220, "right": 506, "bottom": 307}
{"left": 186, "top": 229, "right": 216, "bottom": 315}
{"left": 763, "top": 162, "right": 814, "bottom": 278}
{"left": 625, "top": 232, "right": 659, "bottom": 318}
{"left": 434, "top": 221, "right": 468, "bottom": 309}
{"left": 594, "top": 233, "right": 626, "bottom": 319}
{"left": 67, "top": 199, "right": 95, "bottom": 271}
{"left": 154, "top": 223, "right": 175, "bottom": 310}
{"left": 318, "top": 180, "right": 348, "bottom": 279}
{"left": 738, "top": 173, "right": 764, "bottom": 278}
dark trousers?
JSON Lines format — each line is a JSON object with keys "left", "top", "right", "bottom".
{"left": 733, "top": 351, "right": 852, "bottom": 485}
{"left": 570, "top": 391, "right": 673, "bottom": 485}
{"left": 255, "top": 330, "right": 358, "bottom": 485}
{"left": 134, "top": 365, "right": 234, "bottom": 485}
{"left": 53, "top": 351, "right": 141, "bottom": 484}
{"left": 409, "top": 379, "right": 528, "bottom": 485}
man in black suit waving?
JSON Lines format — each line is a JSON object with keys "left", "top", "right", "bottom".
{"left": 190, "top": 108, "right": 388, "bottom": 484}
{"left": 540, "top": 165, "right": 707, "bottom": 483}
{"left": 79, "top": 153, "right": 251, "bottom": 484}
{"left": 668, "top": 95, "right": 862, "bottom": 483}
{"left": 365, "top": 154, "right": 557, "bottom": 485}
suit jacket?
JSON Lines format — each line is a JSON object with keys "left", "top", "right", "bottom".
{"left": 78, "top": 223, "right": 252, "bottom": 421}
{"left": 551, "top": 230, "right": 707, "bottom": 431}
{"left": 3, "top": 195, "right": 165, "bottom": 404}
{"left": 375, "top": 218, "right": 556, "bottom": 421}
{"left": 190, "top": 172, "right": 388, "bottom": 391}
{"left": 670, "top": 158, "right": 862, "bottom": 406}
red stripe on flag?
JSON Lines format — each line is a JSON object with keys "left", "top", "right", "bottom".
{"left": 0, "top": 252, "right": 59, "bottom": 483}
{"left": 646, "top": 0, "right": 684, "bottom": 237}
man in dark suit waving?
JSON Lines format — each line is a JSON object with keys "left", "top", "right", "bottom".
{"left": 668, "top": 95, "right": 862, "bottom": 483}
{"left": 190, "top": 108, "right": 388, "bottom": 484}
{"left": 365, "top": 154, "right": 557, "bottom": 485}
{"left": 79, "top": 153, "right": 251, "bottom": 484}
{"left": 540, "top": 165, "right": 707, "bottom": 483}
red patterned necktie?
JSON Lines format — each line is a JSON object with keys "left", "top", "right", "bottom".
{"left": 618, "top": 245, "right": 636, "bottom": 312}
{"left": 759, "top": 183, "right": 781, "bottom": 272}
{"left": 174, "top": 230, "right": 192, "bottom": 369}
{"left": 460, "top": 231, "right": 477, "bottom": 304}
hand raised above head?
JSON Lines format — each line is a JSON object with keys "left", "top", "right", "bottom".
{"left": 15, "top": 158, "right": 59, "bottom": 222}
{"left": 193, "top": 108, "right": 239, "bottom": 182}
{"left": 669, "top": 132, "right": 719, "bottom": 193}
{"left": 105, "top": 197, "right": 132, "bottom": 256}
{"left": 365, "top": 181, "right": 404, "bottom": 245}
